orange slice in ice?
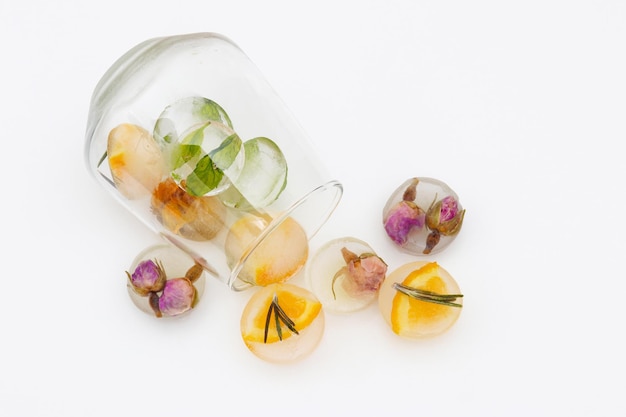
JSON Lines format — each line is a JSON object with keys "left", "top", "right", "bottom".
{"left": 241, "top": 283, "right": 322, "bottom": 344}
{"left": 389, "top": 262, "right": 462, "bottom": 338}
{"left": 107, "top": 123, "right": 166, "bottom": 199}
{"left": 225, "top": 215, "right": 308, "bottom": 287}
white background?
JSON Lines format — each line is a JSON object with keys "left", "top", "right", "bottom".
{"left": 2, "top": 1, "right": 625, "bottom": 416}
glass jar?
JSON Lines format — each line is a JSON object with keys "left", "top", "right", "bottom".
{"left": 84, "top": 32, "right": 343, "bottom": 290}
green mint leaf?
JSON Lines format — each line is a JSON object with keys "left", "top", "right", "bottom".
{"left": 185, "top": 154, "right": 224, "bottom": 196}
{"left": 169, "top": 122, "right": 210, "bottom": 170}
{"left": 197, "top": 100, "right": 233, "bottom": 128}
{"left": 209, "top": 133, "right": 242, "bottom": 170}
{"left": 170, "top": 144, "right": 202, "bottom": 171}
{"left": 181, "top": 122, "right": 210, "bottom": 146}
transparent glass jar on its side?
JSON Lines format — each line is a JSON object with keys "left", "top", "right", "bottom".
{"left": 84, "top": 33, "right": 343, "bottom": 291}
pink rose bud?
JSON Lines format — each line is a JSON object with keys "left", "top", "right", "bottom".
{"left": 383, "top": 201, "right": 425, "bottom": 245}
{"left": 424, "top": 196, "right": 465, "bottom": 254}
{"left": 346, "top": 254, "right": 388, "bottom": 293}
{"left": 426, "top": 196, "right": 465, "bottom": 236}
{"left": 158, "top": 278, "right": 197, "bottom": 317}
{"left": 334, "top": 247, "right": 388, "bottom": 298}
{"left": 126, "top": 259, "right": 166, "bottom": 296}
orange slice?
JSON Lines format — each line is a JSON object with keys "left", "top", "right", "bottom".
{"left": 385, "top": 261, "right": 462, "bottom": 338}
{"left": 241, "top": 283, "right": 322, "bottom": 344}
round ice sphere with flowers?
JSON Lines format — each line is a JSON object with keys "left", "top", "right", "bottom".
{"left": 382, "top": 177, "right": 465, "bottom": 255}
{"left": 126, "top": 244, "right": 206, "bottom": 318}
{"left": 306, "top": 237, "right": 387, "bottom": 314}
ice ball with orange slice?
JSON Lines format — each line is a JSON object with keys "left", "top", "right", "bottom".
{"left": 107, "top": 123, "right": 166, "bottom": 199}
{"left": 240, "top": 283, "right": 324, "bottom": 363}
{"left": 378, "top": 261, "right": 463, "bottom": 339}
{"left": 225, "top": 214, "right": 308, "bottom": 288}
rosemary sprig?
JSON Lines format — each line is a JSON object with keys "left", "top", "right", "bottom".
{"left": 97, "top": 151, "right": 107, "bottom": 168}
{"left": 264, "top": 294, "right": 299, "bottom": 343}
{"left": 393, "top": 282, "right": 463, "bottom": 308}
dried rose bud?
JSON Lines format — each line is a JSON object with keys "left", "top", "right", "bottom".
{"left": 347, "top": 254, "right": 388, "bottom": 293}
{"left": 426, "top": 196, "right": 465, "bottom": 235}
{"left": 424, "top": 196, "right": 465, "bottom": 254}
{"left": 158, "top": 278, "right": 197, "bottom": 317}
{"left": 383, "top": 201, "right": 426, "bottom": 245}
{"left": 126, "top": 259, "right": 166, "bottom": 296}
{"left": 335, "top": 247, "right": 387, "bottom": 297}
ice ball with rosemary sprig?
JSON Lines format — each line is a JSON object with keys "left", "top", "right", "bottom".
{"left": 240, "top": 283, "right": 324, "bottom": 363}
{"left": 378, "top": 261, "right": 463, "bottom": 339}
